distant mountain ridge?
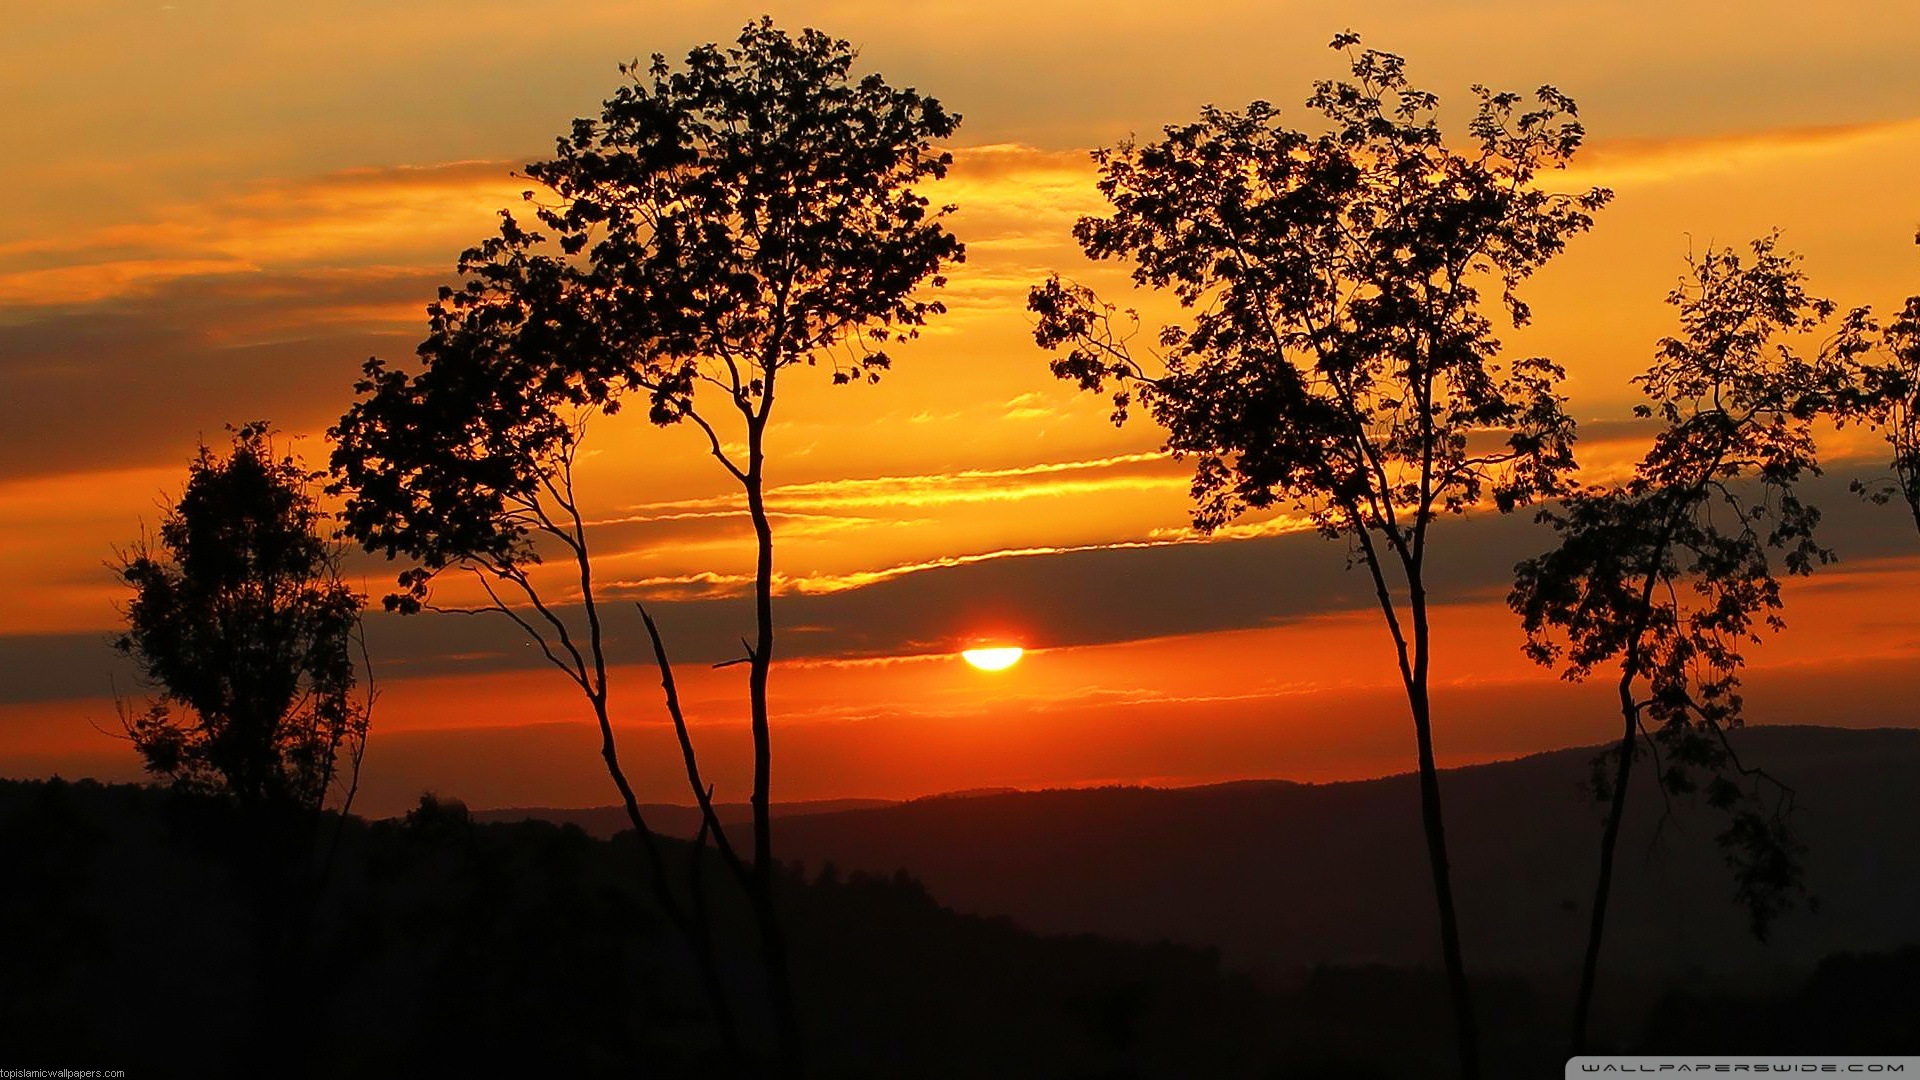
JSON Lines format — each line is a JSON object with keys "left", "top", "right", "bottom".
{"left": 483, "top": 726, "right": 1920, "bottom": 986}
{"left": 471, "top": 796, "right": 897, "bottom": 838}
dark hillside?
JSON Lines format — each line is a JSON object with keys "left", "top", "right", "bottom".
{"left": 470, "top": 797, "right": 897, "bottom": 840}
{"left": 763, "top": 726, "right": 1920, "bottom": 984}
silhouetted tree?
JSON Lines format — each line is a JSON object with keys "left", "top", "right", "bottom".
{"left": 1028, "top": 34, "right": 1610, "bottom": 1077}
{"left": 329, "top": 19, "right": 962, "bottom": 1073}
{"left": 114, "top": 422, "right": 373, "bottom": 1077}
{"left": 1835, "top": 234, "right": 1920, "bottom": 535}
{"left": 1511, "top": 235, "right": 1846, "bottom": 1051}
{"left": 115, "top": 422, "right": 369, "bottom": 816}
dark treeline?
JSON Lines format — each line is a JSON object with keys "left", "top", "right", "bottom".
{"left": 5, "top": 777, "right": 1917, "bottom": 1079}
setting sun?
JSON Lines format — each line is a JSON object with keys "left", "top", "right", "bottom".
{"left": 961, "top": 646, "right": 1025, "bottom": 671}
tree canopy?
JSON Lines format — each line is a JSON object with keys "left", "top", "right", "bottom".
{"left": 1834, "top": 238, "right": 1920, "bottom": 533}
{"left": 1030, "top": 34, "right": 1611, "bottom": 546}
{"left": 331, "top": 19, "right": 962, "bottom": 617}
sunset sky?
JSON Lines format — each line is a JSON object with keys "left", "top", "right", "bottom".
{"left": 4, "top": 1, "right": 1918, "bottom": 815}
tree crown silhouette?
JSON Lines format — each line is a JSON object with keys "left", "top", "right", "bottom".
{"left": 332, "top": 18, "right": 961, "bottom": 615}
{"left": 1512, "top": 235, "right": 1852, "bottom": 943}
{"left": 116, "top": 422, "right": 367, "bottom": 813}
{"left": 1030, "top": 34, "right": 1611, "bottom": 543}
{"left": 1833, "top": 235, "right": 1920, "bottom": 533}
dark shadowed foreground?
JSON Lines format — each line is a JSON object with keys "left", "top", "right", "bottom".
{"left": 1, "top": 779, "right": 1356, "bottom": 1078}
{"left": 3, "top": 738, "right": 1916, "bottom": 1077}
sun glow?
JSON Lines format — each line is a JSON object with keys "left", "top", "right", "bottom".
{"left": 961, "top": 646, "right": 1024, "bottom": 671}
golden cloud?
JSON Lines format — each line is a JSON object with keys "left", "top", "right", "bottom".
{"left": 1555, "top": 117, "right": 1920, "bottom": 188}
{"left": 0, "top": 159, "right": 528, "bottom": 309}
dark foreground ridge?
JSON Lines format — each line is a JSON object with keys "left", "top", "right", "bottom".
{"left": 4, "top": 725, "right": 1917, "bottom": 1077}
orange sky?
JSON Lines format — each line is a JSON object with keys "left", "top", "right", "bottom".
{"left": 3, "top": 2, "right": 1918, "bottom": 814}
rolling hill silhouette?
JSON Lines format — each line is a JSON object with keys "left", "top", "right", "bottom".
{"left": 471, "top": 796, "right": 897, "bottom": 839}
{"left": 490, "top": 726, "right": 1920, "bottom": 988}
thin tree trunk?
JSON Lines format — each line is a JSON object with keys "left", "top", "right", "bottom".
{"left": 1569, "top": 497, "right": 1684, "bottom": 1052}
{"left": 1571, "top": 673, "right": 1639, "bottom": 1052}
{"left": 1407, "top": 592, "right": 1479, "bottom": 1080}
{"left": 312, "top": 640, "right": 371, "bottom": 900}
{"left": 544, "top": 462, "right": 745, "bottom": 1069}
{"left": 684, "top": 817, "right": 749, "bottom": 1079}
{"left": 1351, "top": 517, "right": 1480, "bottom": 1080}
{"left": 594, "top": 695, "right": 744, "bottom": 1067}
{"left": 745, "top": 451, "right": 803, "bottom": 1077}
